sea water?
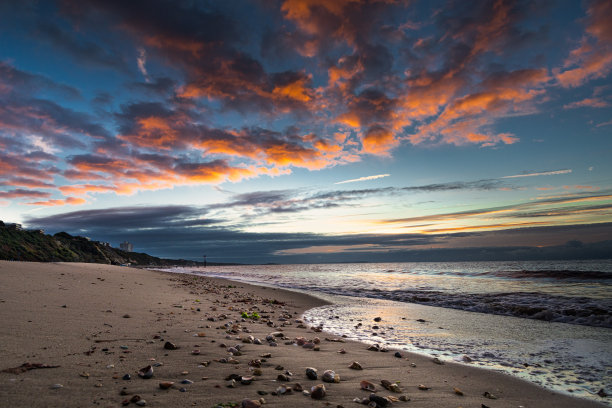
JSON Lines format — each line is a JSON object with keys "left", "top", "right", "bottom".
{"left": 165, "top": 260, "right": 612, "bottom": 405}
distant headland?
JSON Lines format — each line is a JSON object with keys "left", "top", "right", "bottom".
{"left": 0, "top": 220, "right": 237, "bottom": 266}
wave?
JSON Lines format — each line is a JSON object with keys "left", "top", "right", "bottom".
{"left": 325, "top": 288, "right": 612, "bottom": 328}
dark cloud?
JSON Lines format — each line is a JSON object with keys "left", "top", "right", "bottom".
{"left": 23, "top": 205, "right": 612, "bottom": 263}
{"left": 0, "top": 62, "right": 81, "bottom": 98}
{"left": 35, "top": 21, "right": 128, "bottom": 71}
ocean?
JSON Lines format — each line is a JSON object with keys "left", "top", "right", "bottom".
{"left": 164, "top": 260, "right": 612, "bottom": 405}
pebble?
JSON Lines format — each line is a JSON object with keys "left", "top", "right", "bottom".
{"left": 135, "top": 400, "right": 146, "bottom": 406}
{"left": 122, "top": 374, "right": 131, "bottom": 380}
{"left": 349, "top": 361, "right": 363, "bottom": 370}
{"left": 241, "top": 399, "right": 261, "bottom": 408}
{"left": 432, "top": 357, "right": 444, "bottom": 365}
{"left": 369, "top": 393, "right": 389, "bottom": 407}
{"left": 418, "top": 384, "right": 430, "bottom": 390}
{"left": 322, "top": 370, "right": 339, "bottom": 383}
{"left": 374, "top": 317, "right": 382, "bottom": 322}
{"left": 310, "top": 384, "right": 326, "bottom": 399}
{"left": 453, "top": 387, "right": 464, "bottom": 396}
{"left": 159, "top": 381, "right": 174, "bottom": 389}
{"left": 277, "top": 374, "right": 290, "bottom": 381}
{"left": 394, "top": 351, "right": 402, "bottom": 358}
{"left": 164, "top": 341, "right": 178, "bottom": 350}
{"left": 180, "top": 379, "right": 194, "bottom": 384}
{"left": 50, "top": 384, "right": 63, "bottom": 389}
{"left": 305, "top": 367, "right": 318, "bottom": 380}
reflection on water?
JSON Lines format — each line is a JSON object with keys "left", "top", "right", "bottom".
{"left": 302, "top": 295, "right": 612, "bottom": 407}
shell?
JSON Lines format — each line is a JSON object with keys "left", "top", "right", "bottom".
{"left": 360, "top": 380, "right": 376, "bottom": 392}
{"left": 137, "top": 365, "right": 153, "bottom": 379}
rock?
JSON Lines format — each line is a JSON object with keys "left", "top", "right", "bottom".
{"left": 129, "top": 395, "right": 141, "bottom": 403}
{"left": 135, "top": 400, "right": 146, "bottom": 406}
{"left": 123, "top": 314, "right": 131, "bottom": 318}
{"left": 293, "top": 383, "right": 303, "bottom": 392}
{"left": 305, "top": 367, "right": 318, "bottom": 380}
{"left": 337, "top": 348, "right": 346, "bottom": 354}
{"left": 137, "top": 365, "right": 153, "bottom": 379}
{"left": 122, "top": 374, "right": 131, "bottom": 380}
{"left": 483, "top": 391, "right": 497, "bottom": 399}
{"left": 597, "top": 389, "right": 608, "bottom": 398}
{"left": 394, "top": 351, "right": 402, "bottom": 358}
{"left": 164, "top": 341, "right": 178, "bottom": 350}
{"left": 398, "top": 395, "right": 410, "bottom": 401}
{"left": 367, "top": 344, "right": 380, "bottom": 351}
{"left": 322, "top": 370, "right": 339, "bottom": 383}
{"left": 453, "top": 387, "right": 464, "bottom": 396}
{"left": 381, "top": 380, "right": 400, "bottom": 393}
{"left": 462, "top": 355, "right": 473, "bottom": 362}
{"left": 50, "top": 384, "right": 63, "bottom": 389}
{"left": 241, "top": 399, "right": 261, "bottom": 408}
{"left": 369, "top": 393, "right": 389, "bottom": 407}
{"left": 418, "top": 384, "right": 430, "bottom": 390}
{"left": 349, "top": 361, "right": 363, "bottom": 370}
{"left": 360, "top": 380, "right": 376, "bottom": 392}
{"left": 432, "top": 357, "right": 444, "bottom": 365}
{"left": 277, "top": 374, "right": 290, "bottom": 381}
{"left": 181, "top": 379, "right": 194, "bottom": 384}
{"left": 310, "top": 384, "right": 326, "bottom": 399}
{"left": 374, "top": 317, "right": 382, "bottom": 322}
{"left": 252, "top": 368, "right": 263, "bottom": 376}
{"left": 159, "top": 381, "right": 174, "bottom": 389}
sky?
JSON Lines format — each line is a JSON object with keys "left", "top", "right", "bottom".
{"left": 1, "top": 0, "right": 611, "bottom": 263}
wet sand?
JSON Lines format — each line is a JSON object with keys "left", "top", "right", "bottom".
{"left": 0, "top": 261, "right": 606, "bottom": 407}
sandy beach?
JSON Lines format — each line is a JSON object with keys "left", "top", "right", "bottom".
{"left": 0, "top": 261, "right": 605, "bottom": 407}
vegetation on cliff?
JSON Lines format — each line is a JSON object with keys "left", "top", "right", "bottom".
{"left": 0, "top": 221, "right": 205, "bottom": 266}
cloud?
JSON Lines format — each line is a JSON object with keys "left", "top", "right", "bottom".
{"left": 555, "top": 0, "right": 612, "bottom": 88}
{"left": 26, "top": 197, "right": 87, "bottom": 206}
{"left": 335, "top": 174, "right": 390, "bottom": 185}
{"left": 563, "top": 97, "right": 609, "bottom": 109}
{"left": 137, "top": 48, "right": 150, "bottom": 82}
{"left": 502, "top": 169, "right": 572, "bottom": 178}
{"left": 23, "top": 204, "right": 612, "bottom": 263}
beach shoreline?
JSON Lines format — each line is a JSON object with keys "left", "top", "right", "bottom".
{"left": 0, "top": 261, "right": 606, "bottom": 407}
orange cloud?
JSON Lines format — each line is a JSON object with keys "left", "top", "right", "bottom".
{"left": 26, "top": 196, "right": 87, "bottom": 206}
{"left": 563, "top": 97, "right": 609, "bottom": 109}
{"left": 556, "top": 0, "right": 612, "bottom": 88}
{"left": 362, "top": 126, "right": 398, "bottom": 156}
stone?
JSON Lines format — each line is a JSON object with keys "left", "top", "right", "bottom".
{"left": 322, "top": 370, "right": 339, "bottom": 383}
{"left": 305, "top": 367, "right": 318, "bottom": 380}
{"left": 159, "top": 381, "right": 174, "bottom": 389}
{"left": 349, "top": 361, "right": 363, "bottom": 370}
{"left": 369, "top": 393, "right": 389, "bottom": 407}
{"left": 164, "top": 341, "right": 178, "bottom": 350}
{"left": 241, "top": 399, "right": 261, "bottom": 408}
{"left": 310, "top": 384, "right": 326, "bottom": 399}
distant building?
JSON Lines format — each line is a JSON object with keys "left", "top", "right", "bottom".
{"left": 120, "top": 241, "right": 134, "bottom": 252}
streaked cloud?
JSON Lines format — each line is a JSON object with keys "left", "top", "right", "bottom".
{"left": 502, "top": 169, "right": 572, "bottom": 179}
{"left": 335, "top": 174, "right": 390, "bottom": 185}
